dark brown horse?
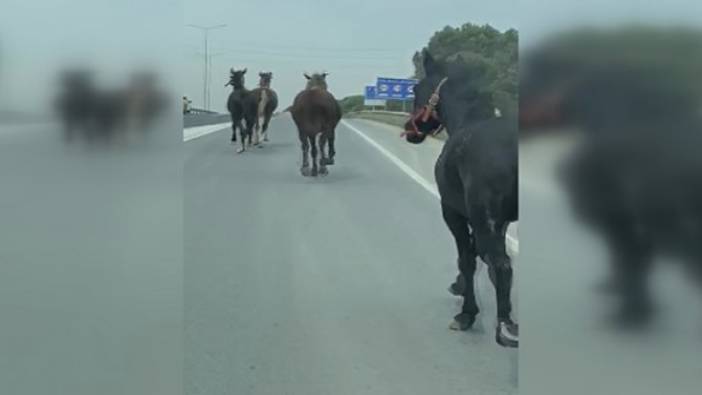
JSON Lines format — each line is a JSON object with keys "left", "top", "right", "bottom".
{"left": 251, "top": 72, "right": 279, "bottom": 145}
{"left": 225, "top": 68, "right": 257, "bottom": 153}
{"left": 290, "top": 73, "right": 341, "bottom": 176}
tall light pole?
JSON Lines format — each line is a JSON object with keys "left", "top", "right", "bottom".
{"left": 199, "top": 52, "right": 226, "bottom": 111}
{"left": 186, "top": 24, "right": 226, "bottom": 111}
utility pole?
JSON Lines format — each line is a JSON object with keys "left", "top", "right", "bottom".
{"left": 187, "top": 24, "right": 226, "bottom": 111}
{"left": 204, "top": 52, "right": 225, "bottom": 111}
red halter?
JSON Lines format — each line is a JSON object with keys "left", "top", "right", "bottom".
{"left": 402, "top": 77, "right": 448, "bottom": 138}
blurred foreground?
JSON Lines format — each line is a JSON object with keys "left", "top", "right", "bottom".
{"left": 520, "top": 25, "right": 702, "bottom": 395}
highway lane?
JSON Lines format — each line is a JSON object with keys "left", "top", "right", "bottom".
{"left": 185, "top": 114, "right": 518, "bottom": 395}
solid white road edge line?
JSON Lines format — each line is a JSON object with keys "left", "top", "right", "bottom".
{"left": 183, "top": 122, "right": 231, "bottom": 142}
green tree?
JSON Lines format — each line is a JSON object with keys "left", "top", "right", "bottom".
{"left": 337, "top": 95, "right": 365, "bottom": 114}
{"left": 412, "top": 23, "right": 518, "bottom": 114}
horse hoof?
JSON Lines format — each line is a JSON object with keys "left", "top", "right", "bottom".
{"left": 257, "top": 144, "right": 263, "bottom": 149}
{"left": 321, "top": 158, "right": 334, "bottom": 166}
{"left": 263, "top": 137, "right": 269, "bottom": 142}
{"left": 310, "top": 168, "right": 318, "bottom": 177}
{"left": 319, "top": 167, "right": 329, "bottom": 176}
{"left": 496, "top": 320, "right": 519, "bottom": 348}
{"left": 449, "top": 313, "right": 476, "bottom": 331}
{"left": 236, "top": 148, "right": 245, "bottom": 154}
{"left": 301, "top": 167, "right": 311, "bottom": 177}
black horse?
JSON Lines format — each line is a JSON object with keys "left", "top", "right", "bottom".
{"left": 290, "top": 73, "right": 341, "bottom": 176}
{"left": 225, "top": 68, "right": 257, "bottom": 153}
{"left": 404, "top": 51, "right": 519, "bottom": 347}
{"left": 251, "top": 72, "right": 279, "bottom": 144}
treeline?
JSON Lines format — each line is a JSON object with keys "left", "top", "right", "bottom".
{"left": 338, "top": 23, "right": 518, "bottom": 115}
{"left": 413, "top": 23, "right": 518, "bottom": 115}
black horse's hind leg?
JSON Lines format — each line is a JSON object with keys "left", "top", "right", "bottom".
{"left": 309, "top": 134, "right": 319, "bottom": 177}
{"left": 300, "top": 134, "right": 311, "bottom": 176}
{"left": 443, "top": 204, "right": 479, "bottom": 331}
{"left": 471, "top": 208, "right": 518, "bottom": 347}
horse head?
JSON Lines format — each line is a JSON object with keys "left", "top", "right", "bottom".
{"left": 225, "top": 68, "right": 247, "bottom": 88}
{"left": 259, "top": 71, "right": 273, "bottom": 88}
{"left": 304, "top": 72, "right": 328, "bottom": 90}
{"left": 404, "top": 50, "right": 494, "bottom": 144}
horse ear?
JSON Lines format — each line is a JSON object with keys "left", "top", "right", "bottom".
{"left": 322, "top": 72, "right": 329, "bottom": 78}
{"left": 259, "top": 72, "right": 264, "bottom": 77}
{"left": 242, "top": 68, "right": 247, "bottom": 74}
{"left": 423, "top": 49, "right": 438, "bottom": 74}
{"left": 230, "top": 68, "right": 235, "bottom": 74}
{"left": 304, "top": 73, "right": 311, "bottom": 80}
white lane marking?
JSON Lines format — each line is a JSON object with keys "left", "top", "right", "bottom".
{"left": 183, "top": 122, "right": 230, "bottom": 142}
{"left": 341, "top": 119, "right": 519, "bottom": 254}
{"left": 341, "top": 120, "right": 440, "bottom": 198}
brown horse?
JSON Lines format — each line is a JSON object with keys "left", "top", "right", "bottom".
{"left": 290, "top": 73, "right": 341, "bottom": 177}
{"left": 251, "top": 72, "right": 278, "bottom": 145}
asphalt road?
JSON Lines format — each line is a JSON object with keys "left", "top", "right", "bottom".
{"left": 184, "top": 114, "right": 518, "bottom": 395}
{"left": 3, "top": 115, "right": 696, "bottom": 394}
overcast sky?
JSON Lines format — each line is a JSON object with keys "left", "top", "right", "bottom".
{"left": 183, "top": 0, "right": 701, "bottom": 111}
{"left": 1, "top": 0, "right": 700, "bottom": 115}
{"left": 183, "top": 0, "right": 521, "bottom": 112}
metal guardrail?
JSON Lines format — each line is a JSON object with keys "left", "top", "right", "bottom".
{"left": 345, "top": 110, "right": 409, "bottom": 128}
{"left": 187, "top": 107, "right": 218, "bottom": 115}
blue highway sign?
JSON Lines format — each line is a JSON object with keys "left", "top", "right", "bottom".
{"left": 376, "top": 77, "right": 418, "bottom": 100}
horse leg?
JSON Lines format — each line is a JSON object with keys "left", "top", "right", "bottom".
{"left": 442, "top": 203, "right": 479, "bottom": 331}
{"left": 318, "top": 132, "right": 329, "bottom": 176}
{"left": 246, "top": 116, "right": 260, "bottom": 149}
{"left": 230, "top": 116, "right": 238, "bottom": 143}
{"left": 327, "top": 129, "right": 336, "bottom": 165}
{"left": 309, "top": 134, "right": 319, "bottom": 177}
{"left": 300, "top": 134, "right": 311, "bottom": 176}
{"left": 236, "top": 122, "right": 246, "bottom": 153}
{"left": 262, "top": 112, "right": 272, "bottom": 142}
{"left": 471, "top": 205, "right": 518, "bottom": 347}
{"left": 253, "top": 114, "right": 261, "bottom": 146}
